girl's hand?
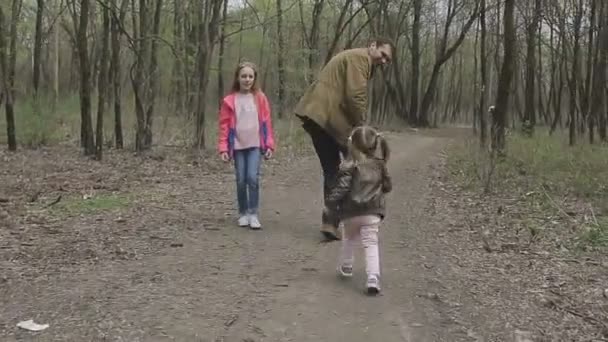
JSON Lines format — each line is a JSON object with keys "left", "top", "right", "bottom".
{"left": 220, "top": 152, "right": 230, "bottom": 162}
{"left": 264, "top": 149, "right": 273, "bottom": 160}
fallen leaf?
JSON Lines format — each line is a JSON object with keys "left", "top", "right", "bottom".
{"left": 17, "top": 319, "right": 49, "bottom": 332}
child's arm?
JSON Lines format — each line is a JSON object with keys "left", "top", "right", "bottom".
{"left": 325, "top": 164, "right": 354, "bottom": 212}
{"left": 217, "top": 98, "right": 231, "bottom": 154}
{"left": 260, "top": 92, "right": 275, "bottom": 152}
{"left": 381, "top": 164, "right": 392, "bottom": 193}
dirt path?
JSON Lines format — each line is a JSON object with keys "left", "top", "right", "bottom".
{"left": 221, "top": 133, "right": 448, "bottom": 342}
{"left": 1, "top": 130, "right": 470, "bottom": 341}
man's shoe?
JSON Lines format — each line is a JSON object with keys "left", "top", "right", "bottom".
{"left": 320, "top": 224, "right": 340, "bottom": 241}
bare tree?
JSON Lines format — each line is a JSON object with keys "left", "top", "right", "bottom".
{"left": 299, "top": 0, "right": 325, "bottom": 83}
{"left": 417, "top": 0, "right": 480, "bottom": 127}
{"left": 409, "top": 0, "right": 422, "bottom": 125}
{"left": 95, "top": 3, "right": 111, "bottom": 160}
{"left": 217, "top": 0, "right": 229, "bottom": 105}
{"left": 567, "top": 0, "right": 583, "bottom": 145}
{"left": 523, "top": 0, "right": 541, "bottom": 135}
{"left": 275, "top": 0, "right": 286, "bottom": 117}
{"left": 478, "top": 0, "right": 488, "bottom": 147}
{"left": 172, "top": 0, "right": 185, "bottom": 113}
{"left": 492, "top": 0, "right": 516, "bottom": 155}
{"left": 131, "top": 0, "right": 163, "bottom": 151}
{"left": 581, "top": 0, "right": 596, "bottom": 136}
{"left": 194, "top": 0, "right": 223, "bottom": 149}
{"left": 33, "top": 0, "right": 44, "bottom": 98}
{"left": 109, "top": 0, "right": 128, "bottom": 149}
{"left": 76, "top": 0, "right": 95, "bottom": 155}
{"left": 589, "top": 0, "right": 607, "bottom": 143}
{"left": 0, "top": 0, "right": 21, "bottom": 151}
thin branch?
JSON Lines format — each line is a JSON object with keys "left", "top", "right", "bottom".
{"left": 223, "top": 0, "right": 298, "bottom": 40}
{"left": 95, "top": 0, "right": 136, "bottom": 50}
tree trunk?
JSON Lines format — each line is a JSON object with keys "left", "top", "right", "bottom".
{"left": 301, "top": 0, "right": 325, "bottom": 83}
{"left": 569, "top": 0, "right": 583, "bottom": 145}
{"left": 324, "top": 0, "right": 362, "bottom": 66}
{"left": 590, "top": 1, "right": 608, "bottom": 142}
{"left": 537, "top": 18, "right": 545, "bottom": 125}
{"left": 523, "top": 0, "right": 541, "bottom": 135}
{"left": 110, "top": 0, "right": 127, "bottom": 149}
{"left": 275, "top": 0, "right": 286, "bottom": 117}
{"left": 409, "top": 0, "right": 421, "bottom": 125}
{"left": 473, "top": 17, "right": 479, "bottom": 133}
{"left": 451, "top": 50, "right": 464, "bottom": 123}
{"left": 582, "top": 0, "right": 596, "bottom": 134}
{"left": 96, "top": 6, "right": 110, "bottom": 160}
{"left": 77, "top": 0, "right": 95, "bottom": 155}
{"left": 144, "top": 0, "right": 162, "bottom": 148}
{"left": 194, "top": 0, "right": 222, "bottom": 149}
{"left": 1, "top": 0, "right": 21, "bottom": 151}
{"left": 418, "top": 1, "right": 479, "bottom": 127}
{"left": 132, "top": 0, "right": 162, "bottom": 151}
{"left": 479, "top": 0, "right": 488, "bottom": 148}
{"left": 217, "top": 0, "right": 229, "bottom": 104}
{"left": 53, "top": 1, "right": 59, "bottom": 103}
{"left": 549, "top": 22, "right": 564, "bottom": 134}
{"left": 133, "top": 0, "right": 149, "bottom": 151}
{"left": 33, "top": 0, "right": 44, "bottom": 98}
{"left": 492, "top": 0, "right": 516, "bottom": 155}
{"left": 172, "top": 0, "right": 185, "bottom": 113}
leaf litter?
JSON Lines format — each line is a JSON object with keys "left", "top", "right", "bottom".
{"left": 0, "top": 145, "right": 303, "bottom": 340}
{"left": 426, "top": 145, "right": 608, "bottom": 341}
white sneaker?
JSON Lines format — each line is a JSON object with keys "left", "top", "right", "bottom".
{"left": 366, "top": 274, "right": 381, "bottom": 295}
{"left": 249, "top": 215, "right": 262, "bottom": 230}
{"left": 337, "top": 264, "right": 353, "bottom": 278}
{"left": 237, "top": 215, "right": 249, "bottom": 227}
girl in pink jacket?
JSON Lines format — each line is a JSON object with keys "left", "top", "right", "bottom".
{"left": 217, "top": 62, "right": 275, "bottom": 230}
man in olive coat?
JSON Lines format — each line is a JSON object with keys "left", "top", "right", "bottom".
{"left": 294, "top": 37, "right": 395, "bottom": 241}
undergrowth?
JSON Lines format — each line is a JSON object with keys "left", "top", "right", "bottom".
{"left": 48, "top": 193, "right": 132, "bottom": 217}
{"left": 0, "top": 95, "right": 312, "bottom": 155}
{"left": 447, "top": 128, "right": 608, "bottom": 249}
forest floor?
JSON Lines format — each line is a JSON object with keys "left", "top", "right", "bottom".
{"left": 1, "top": 127, "right": 606, "bottom": 341}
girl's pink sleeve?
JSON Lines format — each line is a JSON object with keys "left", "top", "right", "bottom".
{"left": 263, "top": 93, "right": 276, "bottom": 151}
{"left": 217, "top": 99, "right": 231, "bottom": 153}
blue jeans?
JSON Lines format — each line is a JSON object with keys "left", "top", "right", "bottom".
{"left": 233, "top": 147, "right": 261, "bottom": 215}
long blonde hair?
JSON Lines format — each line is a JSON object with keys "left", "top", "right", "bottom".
{"left": 346, "top": 126, "right": 390, "bottom": 163}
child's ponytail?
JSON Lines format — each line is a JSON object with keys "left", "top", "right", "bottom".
{"left": 376, "top": 134, "right": 392, "bottom": 193}
{"left": 376, "top": 134, "right": 390, "bottom": 162}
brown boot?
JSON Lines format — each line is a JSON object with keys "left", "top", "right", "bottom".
{"left": 320, "top": 223, "right": 341, "bottom": 241}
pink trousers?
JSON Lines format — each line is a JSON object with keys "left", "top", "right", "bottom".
{"left": 338, "top": 215, "right": 381, "bottom": 277}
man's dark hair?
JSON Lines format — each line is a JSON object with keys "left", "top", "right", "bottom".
{"left": 370, "top": 36, "right": 396, "bottom": 54}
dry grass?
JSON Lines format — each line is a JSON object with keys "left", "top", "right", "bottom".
{"left": 0, "top": 95, "right": 314, "bottom": 158}
{"left": 431, "top": 128, "right": 608, "bottom": 340}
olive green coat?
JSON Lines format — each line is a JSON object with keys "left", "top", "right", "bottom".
{"left": 294, "top": 48, "right": 372, "bottom": 146}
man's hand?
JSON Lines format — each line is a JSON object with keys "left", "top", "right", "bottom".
{"left": 264, "top": 149, "right": 273, "bottom": 160}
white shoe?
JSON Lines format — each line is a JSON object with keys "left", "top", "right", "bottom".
{"left": 366, "top": 274, "right": 381, "bottom": 295}
{"left": 337, "top": 264, "right": 353, "bottom": 278}
{"left": 249, "top": 215, "right": 262, "bottom": 230}
{"left": 237, "top": 215, "right": 249, "bottom": 227}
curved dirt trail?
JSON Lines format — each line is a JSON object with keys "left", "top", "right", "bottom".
{"left": 1, "top": 130, "right": 468, "bottom": 342}
{"left": 220, "top": 131, "right": 462, "bottom": 342}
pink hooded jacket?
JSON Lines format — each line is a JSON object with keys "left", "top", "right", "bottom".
{"left": 217, "top": 90, "right": 276, "bottom": 156}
